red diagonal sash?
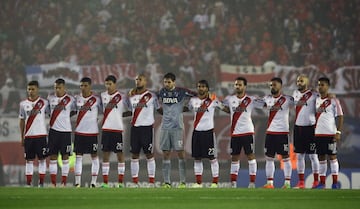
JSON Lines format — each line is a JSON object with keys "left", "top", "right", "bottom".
{"left": 25, "top": 99, "right": 45, "bottom": 134}
{"left": 315, "top": 99, "right": 331, "bottom": 127}
{"left": 194, "top": 97, "right": 212, "bottom": 129}
{"left": 76, "top": 96, "right": 97, "bottom": 128}
{"left": 131, "top": 92, "right": 152, "bottom": 126}
{"left": 267, "top": 96, "right": 286, "bottom": 128}
{"left": 50, "top": 95, "right": 71, "bottom": 127}
{"left": 295, "top": 91, "right": 312, "bottom": 122}
{"left": 231, "top": 96, "right": 251, "bottom": 134}
{"left": 102, "top": 93, "right": 122, "bottom": 125}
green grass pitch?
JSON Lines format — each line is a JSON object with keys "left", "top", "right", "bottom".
{"left": 0, "top": 187, "right": 359, "bottom": 209}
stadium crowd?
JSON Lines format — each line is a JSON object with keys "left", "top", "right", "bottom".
{"left": 0, "top": 0, "right": 359, "bottom": 89}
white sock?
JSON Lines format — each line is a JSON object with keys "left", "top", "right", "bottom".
{"left": 38, "top": 160, "right": 46, "bottom": 175}
{"left": 118, "top": 162, "right": 125, "bottom": 176}
{"left": 296, "top": 153, "right": 305, "bottom": 174}
{"left": 248, "top": 159, "right": 257, "bottom": 176}
{"left": 91, "top": 157, "right": 99, "bottom": 185}
{"left": 131, "top": 159, "right": 139, "bottom": 178}
{"left": 102, "top": 162, "right": 110, "bottom": 176}
{"left": 194, "top": 160, "right": 203, "bottom": 176}
{"left": 283, "top": 157, "right": 292, "bottom": 180}
{"left": 210, "top": 159, "right": 219, "bottom": 178}
{"left": 265, "top": 156, "right": 275, "bottom": 180}
{"left": 309, "top": 154, "right": 319, "bottom": 174}
{"left": 62, "top": 160, "right": 70, "bottom": 178}
{"left": 147, "top": 157, "right": 156, "bottom": 179}
{"left": 25, "top": 161, "right": 34, "bottom": 176}
{"left": 330, "top": 159, "right": 339, "bottom": 175}
{"left": 75, "top": 155, "right": 83, "bottom": 185}
{"left": 319, "top": 160, "right": 327, "bottom": 176}
{"left": 178, "top": 159, "right": 186, "bottom": 183}
{"left": 49, "top": 160, "right": 58, "bottom": 175}
{"left": 230, "top": 161, "right": 240, "bottom": 176}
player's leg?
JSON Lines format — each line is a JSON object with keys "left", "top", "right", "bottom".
{"left": 209, "top": 132, "right": 219, "bottom": 187}
{"left": 59, "top": 131, "right": 71, "bottom": 187}
{"left": 35, "top": 137, "right": 47, "bottom": 187}
{"left": 74, "top": 134, "right": 83, "bottom": 187}
{"left": 143, "top": 126, "right": 156, "bottom": 185}
{"left": 24, "top": 139, "right": 35, "bottom": 186}
{"left": 293, "top": 125, "right": 306, "bottom": 188}
{"left": 89, "top": 136, "right": 99, "bottom": 187}
{"left": 159, "top": 129, "right": 171, "bottom": 187}
{"left": 174, "top": 129, "right": 186, "bottom": 187}
{"left": 263, "top": 134, "right": 275, "bottom": 188}
{"left": 244, "top": 135, "right": 257, "bottom": 188}
{"left": 192, "top": 131, "right": 203, "bottom": 187}
{"left": 130, "top": 126, "right": 141, "bottom": 184}
{"left": 229, "top": 137, "right": 240, "bottom": 188}
{"left": 48, "top": 129, "right": 58, "bottom": 187}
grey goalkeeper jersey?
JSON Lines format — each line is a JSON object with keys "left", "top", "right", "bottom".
{"left": 158, "top": 87, "right": 194, "bottom": 129}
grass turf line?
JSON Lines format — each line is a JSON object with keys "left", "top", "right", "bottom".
{"left": 0, "top": 188, "right": 359, "bottom": 209}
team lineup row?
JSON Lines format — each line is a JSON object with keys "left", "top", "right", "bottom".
{"left": 19, "top": 73, "right": 343, "bottom": 189}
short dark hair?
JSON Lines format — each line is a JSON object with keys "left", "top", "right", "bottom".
{"left": 28, "top": 80, "right": 39, "bottom": 87}
{"left": 271, "top": 77, "right": 282, "bottom": 85}
{"left": 318, "top": 77, "right": 330, "bottom": 85}
{"left": 198, "top": 79, "right": 209, "bottom": 89}
{"left": 105, "top": 75, "right": 117, "bottom": 83}
{"left": 163, "top": 72, "right": 176, "bottom": 81}
{"left": 236, "top": 77, "right": 247, "bottom": 86}
{"left": 55, "top": 78, "right": 65, "bottom": 85}
{"left": 80, "top": 77, "right": 92, "bottom": 84}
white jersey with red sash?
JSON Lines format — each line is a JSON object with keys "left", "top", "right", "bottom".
{"left": 223, "top": 94, "right": 265, "bottom": 136}
{"left": 315, "top": 96, "right": 343, "bottom": 137}
{"left": 75, "top": 93, "right": 101, "bottom": 136}
{"left": 101, "top": 91, "right": 127, "bottom": 132}
{"left": 128, "top": 90, "right": 160, "bottom": 127}
{"left": 48, "top": 93, "right": 76, "bottom": 132}
{"left": 19, "top": 97, "right": 49, "bottom": 138}
{"left": 263, "top": 94, "right": 294, "bottom": 134}
{"left": 293, "top": 89, "right": 318, "bottom": 126}
{"left": 188, "top": 97, "right": 223, "bottom": 131}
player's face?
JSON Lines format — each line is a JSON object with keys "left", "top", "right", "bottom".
{"left": 270, "top": 80, "right": 282, "bottom": 95}
{"left": 135, "top": 75, "right": 146, "bottom": 89}
{"left": 296, "top": 76, "right": 308, "bottom": 92}
{"left": 197, "top": 83, "right": 208, "bottom": 96}
{"left": 80, "top": 82, "right": 91, "bottom": 95}
{"left": 234, "top": 80, "right": 246, "bottom": 95}
{"left": 54, "top": 83, "right": 66, "bottom": 97}
{"left": 317, "top": 81, "right": 329, "bottom": 95}
{"left": 27, "top": 85, "right": 39, "bottom": 99}
{"left": 163, "top": 78, "right": 175, "bottom": 90}
{"left": 105, "top": 81, "right": 116, "bottom": 93}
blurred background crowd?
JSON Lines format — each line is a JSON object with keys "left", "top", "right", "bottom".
{"left": 0, "top": 0, "right": 359, "bottom": 90}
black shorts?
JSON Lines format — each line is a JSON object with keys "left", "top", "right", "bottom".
{"left": 24, "top": 136, "right": 48, "bottom": 160}
{"left": 130, "top": 126, "right": 153, "bottom": 154}
{"left": 74, "top": 134, "right": 98, "bottom": 154}
{"left": 315, "top": 136, "right": 337, "bottom": 155}
{"left": 265, "top": 134, "right": 289, "bottom": 156}
{"left": 230, "top": 135, "right": 255, "bottom": 155}
{"left": 293, "top": 125, "right": 316, "bottom": 154}
{"left": 191, "top": 129, "right": 216, "bottom": 159}
{"left": 101, "top": 131, "right": 123, "bottom": 153}
{"left": 48, "top": 128, "right": 72, "bottom": 156}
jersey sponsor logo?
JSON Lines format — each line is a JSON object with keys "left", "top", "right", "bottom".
{"left": 50, "top": 95, "right": 71, "bottom": 127}
{"left": 76, "top": 96, "right": 97, "bottom": 128}
{"left": 131, "top": 92, "right": 152, "bottom": 125}
{"left": 102, "top": 93, "right": 122, "bottom": 126}
{"left": 162, "top": 97, "right": 179, "bottom": 104}
{"left": 267, "top": 96, "right": 286, "bottom": 128}
{"left": 295, "top": 91, "right": 312, "bottom": 122}
{"left": 194, "top": 97, "right": 212, "bottom": 129}
{"left": 231, "top": 97, "right": 251, "bottom": 135}
{"left": 25, "top": 99, "right": 45, "bottom": 134}
{"left": 315, "top": 99, "right": 331, "bottom": 127}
